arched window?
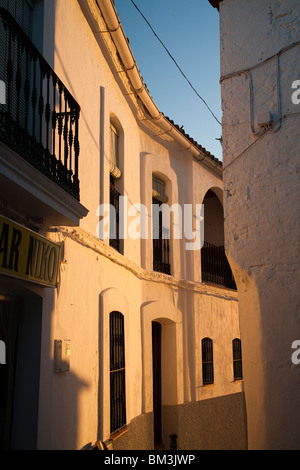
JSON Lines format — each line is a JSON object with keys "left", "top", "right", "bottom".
{"left": 232, "top": 338, "right": 243, "bottom": 380}
{"left": 202, "top": 337, "right": 214, "bottom": 385}
{"left": 109, "top": 311, "right": 126, "bottom": 433}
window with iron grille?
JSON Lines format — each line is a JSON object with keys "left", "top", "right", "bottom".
{"left": 232, "top": 338, "right": 243, "bottom": 380}
{"left": 110, "top": 311, "right": 126, "bottom": 434}
{"left": 152, "top": 176, "right": 170, "bottom": 275}
{"left": 109, "top": 120, "right": 122, "bottom": 252}
{"left": 109, "top": 175, "right": 121, "bottom": 252}
{"left": 152, "top": 176, "right": 167, "bottom": 201}
{"left": 152, "top": 197, "right": 171, "bottom": 275}
{"left": 202, "top": 337, "right": 214, "bottom": 385}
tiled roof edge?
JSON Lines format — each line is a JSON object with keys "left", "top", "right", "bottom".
{"left": 163, "top": 114, "right": 222, "bottom": 167}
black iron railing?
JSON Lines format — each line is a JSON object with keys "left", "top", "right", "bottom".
{"left": 0, "top": 8, "right": 81, "bottom": 200}
{"left": 153, "top": 238, "right": 170, "bottom": 275}
{"left": 110, "top": 311, "right": 126, "bottom": 434}
{"left": 152, "top": 197, "right": 171, "bottom": 275}
{"left": 109, "top": 179, "right": 120, "bottom": 252}
{"left": 201, "top": 241, "right": 237, "bottom": 290}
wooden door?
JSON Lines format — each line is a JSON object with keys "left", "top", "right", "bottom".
{"left": 152, "top": 321, "right": 162, "bottom": 446}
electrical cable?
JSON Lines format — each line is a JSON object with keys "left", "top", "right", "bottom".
{"left": 220, "top": 41, "right": 300, "bottom": 168}
{"left": 129, "top": 0, "right": 222, "bottom": 127}
{"left": 222, "top": 112, "right": 300, "bottom": 172}
{"left": 220, "top": 40, "right": 300, "bottom": 84}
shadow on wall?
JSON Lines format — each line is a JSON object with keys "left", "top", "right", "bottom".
{"left": 0, "top": 279, "right": 91, "bottom": 450}
{"left": 225, "top": 253, "right": 266, "bottom": 449}
{"left": 37, "top": 285, "right": 91, "bottom": 450}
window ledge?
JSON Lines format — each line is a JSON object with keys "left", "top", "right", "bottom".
{"left": 109, "top": 425, "right": 129, "bottom": 442}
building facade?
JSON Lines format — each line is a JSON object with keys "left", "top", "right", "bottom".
{"left": 0, "top": 0, "right": 246, "bottom": 450}
{"left": 209, "top": 0, "right": 300, "bottom": 450}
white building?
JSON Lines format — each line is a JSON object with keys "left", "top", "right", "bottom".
{"left": 0, "top": 0, "right": 245, "bottom": 450}
{"left": 209, "top": 0, "right": 300, "bottom": 450}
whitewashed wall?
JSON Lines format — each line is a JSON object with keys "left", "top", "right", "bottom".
{"left": 219, "top": 0, "right": 300, "bottom": 450}
{"left": 32, "top": 0, "right": 242, "bottom": 449}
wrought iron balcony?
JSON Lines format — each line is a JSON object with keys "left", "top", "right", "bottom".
{"left": 201, "top": 241, "right": 237, "bottom": 290}
{"left": 0, "top": 8, "right": 81, "bottom": 200}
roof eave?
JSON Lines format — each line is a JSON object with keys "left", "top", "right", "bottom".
{"left": 82, "top": 0, "right": 223, "bottom": 173}
{"left": 208, "top": 0, "right": 222, "bottom": 10}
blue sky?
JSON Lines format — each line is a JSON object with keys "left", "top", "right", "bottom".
{"left": 113, "top": 0, "right": 222, "bottom": 160}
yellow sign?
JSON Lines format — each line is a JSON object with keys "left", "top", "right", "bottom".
{"left": 0, "top": 216, "right": 60, "bottom": 287}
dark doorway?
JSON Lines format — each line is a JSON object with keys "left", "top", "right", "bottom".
{"left": 152, "top": 321, "right": 162, "bottom": 447}
{"left": 0, "top": 290, "right": 42, "bottom": 449}
{"left": 0, "top": 296, "right": 21, "bottom": 450}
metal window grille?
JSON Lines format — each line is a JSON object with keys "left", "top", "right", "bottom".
{"left": 152, "top": 176, "right": 166, "bottom": 199}
{"left": 109, "top": 176, "right": 120, "bottom": 252}
{"left": 110, "top": 311, "right": 126, "bottom": 434}
{"left": 202, "top": 337, "right": 214, "bottom": 385}
{"left": 152, "top": 197, "right": 171, "bottom": 275}
{"left": 232, "top": 338, "right": 243, "bottom": 380}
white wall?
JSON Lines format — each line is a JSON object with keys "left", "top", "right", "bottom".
{"left": 33, "top": 0, "right": 241, "bottom": 450}
{"left": 219, "top": 0, "right": 300, "bottom": 450}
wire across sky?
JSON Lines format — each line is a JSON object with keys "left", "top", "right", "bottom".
{"left": 129, "top": 0, "right": 222, "bottom": 127}
{"left": 113, "top": 0, "right": 223, "bottom": 160}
